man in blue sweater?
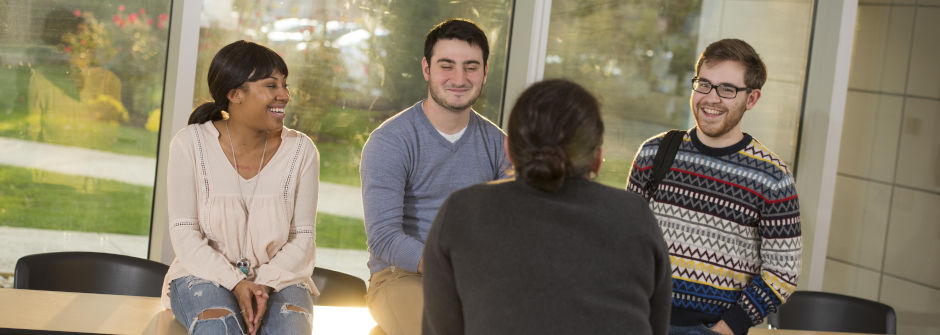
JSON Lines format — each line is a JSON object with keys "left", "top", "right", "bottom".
{"left": 359, "top": 19, "right": 511, "bottom": 335}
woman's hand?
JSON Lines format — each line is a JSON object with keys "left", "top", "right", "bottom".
{"left": 248, "top": 284, "right": 273, "bottom": 334}
{"left": 233, "top": 280, "right": 272, "bottom": 335}
{"left": 233, "top": 280, "right": 258, "bottom": 334}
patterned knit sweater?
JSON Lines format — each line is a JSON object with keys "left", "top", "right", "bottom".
{"left": 627, "top": 129, "right": 801, "bottom": 335}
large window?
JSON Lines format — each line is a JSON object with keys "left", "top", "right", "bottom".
{"left": 544, "top": 0, "right": 814, "bottom": 188}
{"left": 193, "top": 0, "right": 513, "bottom": 280}
{"left": 0, "top": 1, "right": 170, "bottom": 273}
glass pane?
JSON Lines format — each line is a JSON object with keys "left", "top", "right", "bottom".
{"left": 195, "top": 0, "right": 513, "bottom": 280}
{"left": 0, "top": 0, "right": 170, "bottom": 276}
{"left": 545, "top": 0, "right": 813, "bottom": 188}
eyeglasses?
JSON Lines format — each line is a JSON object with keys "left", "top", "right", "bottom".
{"left": 691, "top": 77, "right": 750, "bottom": 99}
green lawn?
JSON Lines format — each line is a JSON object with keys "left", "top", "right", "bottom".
{"left": 316, "top": 213, "right": 366, "bottom": 250}
{"left": 0, "top": 164, "right": 367, "bottom": 249}
{"left": 0, "top": 165, "right": 153, "bottom": 235}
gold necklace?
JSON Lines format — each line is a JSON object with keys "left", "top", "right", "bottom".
{"left": 226, "top": 120, "right": 267, "bottom": 276}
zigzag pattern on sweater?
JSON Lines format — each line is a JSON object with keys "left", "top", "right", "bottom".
{"left": 673, "top": 279, "right": 741, "bottom": 303}
{"left": 661, "top": 224, "right": 799, "bottom": 257}
{"left": 759, "top": 224, "right": 802, "bottom": 240}
{"left": 744, "top": 141, "right": 792, "bottom": 175}
{"left": 740, "top": 275, "right": 787, "bottom": 323}
{"left": 654, "top": 204, "right": 761, "bottom": 239}
{"left": 667, "top": 170, "right": 796, "bottom": 207}
{"left": 659, "top": 176, "right": 801, "bottom": 226}
{"left": 665, "top": 231, "right": 760, "bottom": 259}
{"left": 670, "top": 153, "right": 793, "bottom": 193}
{"left": 755, "top": 238, "right": 801, "bottom": 253}
{"left": 668, "top": 243, "right": 759, "bottom": 268}
{"left": 658, "top": 184, "right": 759, "bottom": 218}
{"left": 655, "top": 187, "right": 760, "bottom": 225}
{"left": 663, "top": 172, "right": 763, "bottom": 205}
{"left": 661, "top": 233, "right": 799, "bottom": 274}
{"left": 671, "top": 257, "right": 757, "bottom": 285}
{"left": 763, "top": 270, "right": 799, "bottom": 292}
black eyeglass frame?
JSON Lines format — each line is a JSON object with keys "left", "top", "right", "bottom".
{"left": 691, "top": 77, "right": 752, "bottom": 99}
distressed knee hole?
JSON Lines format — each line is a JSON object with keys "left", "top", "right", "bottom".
{"left": 197, "top": 308, "right": 233, "bottom": 320}
{"left": 281, "top": 304, "right": 310, "bottom": 315}
{"left": 185, "top": 276, "right": 216, "bottom": 289}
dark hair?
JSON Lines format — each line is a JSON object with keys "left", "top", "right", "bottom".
{"left": 507, "top": 79, "right": 604, "bottom": 192}
{"left": 188, "top": 40, "right": 289, "bottom": 124}
{"left": 424, "top": 18, "right": 489, "bottom": 65}
{"left": 695, "top": 38, "right": 767, "bottom": 89}
{"left": 42, "top": 9, "right": 84, "bottom": 45}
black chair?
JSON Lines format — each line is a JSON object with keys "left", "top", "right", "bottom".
{"left": 769, "top": 290, "right": 896, "bottom": 334}
{"left": 13, "top": 251, "right": 169, "bottom": 297}
{"left": 311, "top": 267, "right": 367, "bottom": 306}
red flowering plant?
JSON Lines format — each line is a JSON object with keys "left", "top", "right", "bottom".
{"left": 66, "top": 5, "right": 171, "bottom": 126}
{"left": 59, "top": 10, "right": 112, "bottom": 67}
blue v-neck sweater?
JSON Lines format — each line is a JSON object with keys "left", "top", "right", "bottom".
{"left": 360, "top": 101, "right": 511, "bottom": 274}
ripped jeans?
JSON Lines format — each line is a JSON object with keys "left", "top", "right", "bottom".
{"left": 170, "top": 275, "right": 313, "bottom": 335}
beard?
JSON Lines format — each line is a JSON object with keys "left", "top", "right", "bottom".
{"left": 692, "top": 100, "right": 746, "bottom": 140}
{"left": 428, "top": 85, "right": 481, "bottom": 113}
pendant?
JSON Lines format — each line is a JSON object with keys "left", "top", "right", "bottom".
{"left": 236, "top": 258, "right": 250, "bottom": 275}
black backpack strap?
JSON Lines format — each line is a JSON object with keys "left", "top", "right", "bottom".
{"left": 645, "top": 130, "right": 686, "bottom": 201}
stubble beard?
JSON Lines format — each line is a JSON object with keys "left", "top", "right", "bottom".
{"left": 693, "top": 101, "right": 745, "bottom": 140}
{"left": 429, "top": 85, "right": 480, "bottom": 113}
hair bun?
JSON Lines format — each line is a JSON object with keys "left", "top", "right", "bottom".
{"left": 521, "top": 145, "right": 566, "bottom": 191}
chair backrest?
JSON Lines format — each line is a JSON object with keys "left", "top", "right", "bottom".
{"left": 14, "top": 251, "right": 169, "bottom": 297}
{"left": 311, "top": 267, "right": 367, "bottom": 306}
{"left": 769, "top": 290, "right": 896, "bottom": 334}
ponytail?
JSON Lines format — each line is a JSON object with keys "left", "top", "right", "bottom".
{"left": 188, "top": 101, "right": 225, "bottom": 125}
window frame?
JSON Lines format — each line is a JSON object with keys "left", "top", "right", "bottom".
{"left": 149, "top": 0, "right": 858, "bottom": 296}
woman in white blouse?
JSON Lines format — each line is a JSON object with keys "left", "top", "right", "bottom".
{"left": 162, "top": 40, "right": 319, "bottom": 335}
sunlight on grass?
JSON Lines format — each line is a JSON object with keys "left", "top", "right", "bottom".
{"left": 0, "top": 165, "right": 153, "bottom": 235}
{"left": 316, "top": 213, "right": 366, "bottom": 250}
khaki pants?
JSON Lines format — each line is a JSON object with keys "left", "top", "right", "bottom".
{"left": 366, "top": 267, "right": 423, "bottom": 335}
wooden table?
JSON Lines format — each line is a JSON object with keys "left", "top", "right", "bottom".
{"left": 749, "top": 330, "right": 881, "bottom": 335}
{"left": 0, "top": 288, "right": 881, "bottom": 335}
{"left": 0, "top": 288, "right": 376, "bottom": 334}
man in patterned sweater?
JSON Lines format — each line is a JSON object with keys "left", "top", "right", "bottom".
{"left": 627, "top": 39, "right": 801, "bottom": 335}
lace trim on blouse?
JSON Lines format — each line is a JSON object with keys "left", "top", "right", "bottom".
{"left": 172, "top": 219, "right": 199, "bottom": 230}
{"left": 190, "top": 125, "right": 212, "bottom": 216}
{"left": 289, "top": 225, "right": 315, "bottom": 238}
{"left": 282, "top": 138, "right": 305, "bottom": 205}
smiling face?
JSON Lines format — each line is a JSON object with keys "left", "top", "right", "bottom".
{"left": 422, "top": 38, "right": 488, "bottom": 114}
{"left": 227, "top": 70, "right": 290, "bottom": 132}
{"left": 690, "top": 60, "right": 761, "bottom": 147}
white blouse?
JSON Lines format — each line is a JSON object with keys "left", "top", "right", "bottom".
{"left": 162, "top": 121, "right": 319, "bottom": 307}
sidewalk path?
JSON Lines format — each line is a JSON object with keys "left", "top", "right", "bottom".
{"left": 0, "top": 137, "right": 364, "bottom": 219}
